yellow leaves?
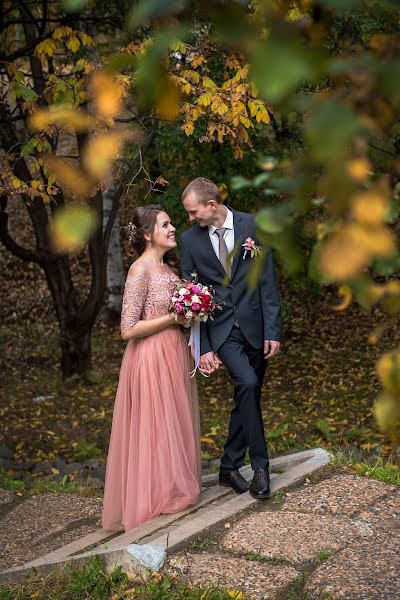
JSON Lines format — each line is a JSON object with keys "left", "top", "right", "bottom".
{"left": 66, "top": 36, "right": 80, "bottom": 53}
{"left": 80, "top": 33, "right": 95, "bottom": 47}
{"left": 91, "top": 72, "right": 125, "bottom": 118}
{"left": 197, "top": 92, "right": 213, "bottom": 107}
{"left": 377, "top": 350, "right": 400, "bottom": 395}
{"left": 346, "top": 158, "right": 371, "bottom": 182}
{"left": 218, "top": 183, "right": 228, "bottom": 201}
{"left": 83, "top": 131, "right": 134, "bottom": 180}
{"left": 35, "top": 38, "right": 57, "bottom": 59}
{"left": 319, "top": 223, "right": 396, "bottom": 281}
{"left": 181, "top": 70, "right": 200, "bottom": 84}
{"left": 351, "top": 192, "right": 388, "bottom": 227}
{"left": 29, "top": 107, "right": 94, "bottom": 133}
{"left": 202, "top": 76, "right": 217, "bottom": 90}
{"left": 332, "top": 285, "right": 352, "bottom": 311}
{"left": 52, "top": 26, "right": 73, "bottom": 40}
{"left": 211, "top": 99, "right": 229, "bottom": 116}
{"left": 51, "top": 204, "right": 98, "bottom": 254}
{"left": 200, "top": 437, "right": 215, "bottom": 444}
{"left": 191, "top": 54, "right": 207, "bottom": 68}
{"left": 256, "top": 109, "right": 270, "bottom": 124}
{"left": 11, "top": 176, "right": 21, "bottom": 189}
{"left": 248, "top": 99, "right": 258, "bottom": 117}
{"left": 228, "top": 592, "right": 244, "bottom": 600}
{"left": 248, "top": 99, "right": 270, "bottom": 124}
{"left": 240, "top": 115, "right": 251, "bottom": 128}
{"left": 182, "top": 121, "right": 194, "bottom": 136}
{"left": 373, "top": 393, "right": 400, "bottom": 440}
{"left": 43, "top": 156, "right": 93, "bottom": 197}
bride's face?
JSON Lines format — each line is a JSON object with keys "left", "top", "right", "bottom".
{"left": 149, "top": 211, "right": 177, "bottom": 250}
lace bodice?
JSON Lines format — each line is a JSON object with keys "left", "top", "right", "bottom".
{"left": 120, "top": 266, "right": 179, "bottom": 337}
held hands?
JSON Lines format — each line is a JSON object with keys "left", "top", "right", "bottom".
{"left": 199, "top": 351, "right": 222, "bottom": 375}
{"left": 264, "top": 340, "right": 280, "bottom": 359}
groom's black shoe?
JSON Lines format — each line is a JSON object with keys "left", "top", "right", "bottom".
{"left": 219, "top": 470, "right": 250, "bottom": 494}
{"left": 249, "top": 468, "right": 270, "bottom": 499}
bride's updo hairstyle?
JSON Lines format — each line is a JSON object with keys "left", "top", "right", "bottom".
{"left": 127, "top": 204, "right": 180, "bottom": 274}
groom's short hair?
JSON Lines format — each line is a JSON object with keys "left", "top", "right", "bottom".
{"left": 182, "top": 177, "right": 221, "bottom": 205}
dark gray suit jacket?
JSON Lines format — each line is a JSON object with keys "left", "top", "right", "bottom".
{"left": 180, "top": 209, "right": 282, "bottom": 354}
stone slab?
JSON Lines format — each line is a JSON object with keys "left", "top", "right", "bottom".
{"left": 23, "top": 528, "right": 116, "bottom": 568}
{"left": 0, "top": 493, "right": 102, "bottom": 572}
{"left": 357, "top": 489, "right": 400, "bottom": 534}
{"left": 283, "top": 473, "right": 397, "bottom": 517}
{"left": 0, "top": 448, "right": 332, "bottom": 583}
{"left": 0, "top": 490, "right": 14, "bottom": 505}
{"left": 165, "top": 551, "right": 301, "bottom": 599}
{"left": 306, "top": 531, "right": 400, "bottom": 599}
{"left": 221, "top": 511, "right": 372, "bottom": 564}
{"left": 99, "top": 485, "right": 233, "bottom": 552}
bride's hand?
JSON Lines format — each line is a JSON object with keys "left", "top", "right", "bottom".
{"left": 169, "top": 313, "right": 188, "bottom": 326}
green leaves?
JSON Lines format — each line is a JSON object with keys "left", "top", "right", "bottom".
{"left": 306, "top": 99, "right": 360, "bottom": 161}
{"left": 50, "top": 205, "right": 98, "bottom": 253}
{"left": 256, "top": 202, "right": 292, "bottom": 235}
{"left": 250, "top": 35, "right": 326, "bottom": 103}
{"left": 128, "top": 0, "right": 187, "bottom": 28}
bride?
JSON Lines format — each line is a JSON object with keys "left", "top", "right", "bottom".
{"left": 102, "top": 204, "right": 201, "bottom": 532}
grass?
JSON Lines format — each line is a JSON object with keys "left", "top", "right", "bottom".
{"left": 0, "top": 557, "right": 247, "bottom": 600}
{"left": 72, "top": 439, "right": 102, "bottom": 461}
{"left": 277, "top": 575, "right": 310, "bottom": 600}
{"left": 0, "top": 469, "right": 102, "bottom": 498}
{"left": 244, "top": 553, "right": 286, "bottom": 565}
{"left": 317, "top": 550, "right": 332, "bottom": 561}
{"left": 329, "top": 450, "right": 400, "bottom": 486}
{"left": 189, "top": 538, "right": 219, "bottom": 549}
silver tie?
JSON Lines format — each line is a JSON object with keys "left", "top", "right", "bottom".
{"left": 214, "top": 228, "right": 231, "bottom": 278}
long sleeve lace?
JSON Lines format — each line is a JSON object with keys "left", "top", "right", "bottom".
{"left": 120, "top": 273, "right": 148, "bottom": 338}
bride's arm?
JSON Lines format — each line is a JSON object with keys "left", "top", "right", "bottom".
{"left": 120, "top": 267, "right": 176, "bottom": 341}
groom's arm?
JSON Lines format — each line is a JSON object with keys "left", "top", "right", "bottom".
{"left": 260, "top": 247, "right": 282, "bottom": 343}
{"left": 180, "top": 234, "right": 213, "bottom": 355}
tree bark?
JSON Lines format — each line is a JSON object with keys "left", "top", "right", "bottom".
{"left": 102, "top": 181, "right": 125, "bottom": 322}
{"left": 60, "top": 322, "right": 92, "bottom": 378}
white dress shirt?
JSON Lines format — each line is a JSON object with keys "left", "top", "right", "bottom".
{"left": 208, "top": 206, "right": 234, "bottom": 263}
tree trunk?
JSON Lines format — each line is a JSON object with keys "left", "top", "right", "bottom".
{"left": 60, "top": 322, "right": 93, "bottom": 378}
{"left": 103, "top": 181, "right": 125, "bottom": 322}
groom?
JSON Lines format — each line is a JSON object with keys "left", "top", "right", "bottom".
{"left": 180, "top": 177, "right": 282, "bottom": 499}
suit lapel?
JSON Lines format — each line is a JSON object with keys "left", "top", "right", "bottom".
{"left": 198, "top": 225, "right": 226, "bottom": 278}
{"left": 230, "top": 210, "right": 245, "bottom": 280}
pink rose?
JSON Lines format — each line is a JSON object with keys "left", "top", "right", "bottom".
{"left": 191, "top": 284, "right": 202, "bottom": 294}
{"left": 175, "top": 302, "right": 184, "bottom": 313}
{"left": 191, "top": 302, "right": 201, "bottom": 311}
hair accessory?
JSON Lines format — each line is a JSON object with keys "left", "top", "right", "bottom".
{"left": 128, "top": 221, "right": 137, "bottom": 232}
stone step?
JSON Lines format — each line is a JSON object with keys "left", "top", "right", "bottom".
{"left": 0, "top": 448, "right": 332, "bottom": 584}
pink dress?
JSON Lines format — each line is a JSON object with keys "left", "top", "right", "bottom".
{"left": 102, "top": 265, "right": 201, "bottom": 531}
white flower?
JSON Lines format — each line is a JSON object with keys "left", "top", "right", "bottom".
{"left": 178, "top": 287, "right": 188, "bottom": 296}
{"left": 191, "top": 294, "right": 200, "bottom": 304}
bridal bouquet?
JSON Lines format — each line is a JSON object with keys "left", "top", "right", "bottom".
{"left": 170, "top": 278, "right": 221, "bottom": 324}
{"left": 170, "top": 275, "right": 222, "bottom": 376}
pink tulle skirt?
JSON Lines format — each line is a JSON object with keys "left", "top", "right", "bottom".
{"left": 102, "top": 327, "right": 201, "bottom": 531}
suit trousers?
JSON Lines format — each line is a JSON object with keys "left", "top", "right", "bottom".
{"left": 217, "top": 325, "right": 269, "bottom": 473}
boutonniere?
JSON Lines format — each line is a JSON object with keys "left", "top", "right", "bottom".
{"left": 242, "top": 237, "right": 262, "bottom": 259}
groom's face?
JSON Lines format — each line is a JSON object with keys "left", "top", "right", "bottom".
{"left": 183, "top": 192, "right": 216, "bottom": 227}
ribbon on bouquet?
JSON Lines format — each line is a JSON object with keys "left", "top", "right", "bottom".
{"left": 188, "top": 322, "right": 209, "bottom": 378}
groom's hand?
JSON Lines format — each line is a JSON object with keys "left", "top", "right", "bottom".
{"left": 264, "top": 340, "right": 281, "bottom": 359}
{"left": 200, "top": 352, "right": 220, "bottom": 374}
